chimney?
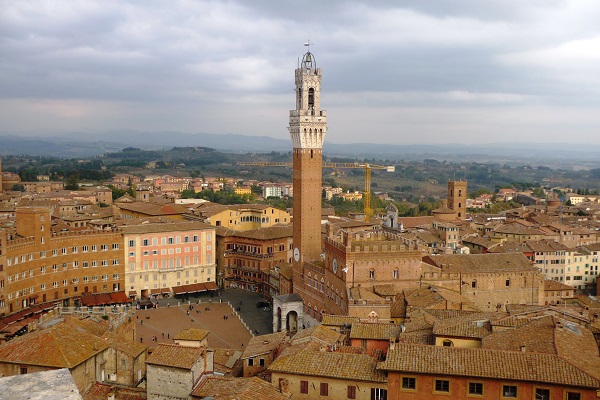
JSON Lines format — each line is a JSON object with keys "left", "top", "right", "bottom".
{"left": 520, "top": 345, "right": 526, "bottom": 352}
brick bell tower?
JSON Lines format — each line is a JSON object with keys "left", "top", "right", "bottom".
{"left": 290, "top": 44, "right": 327, "bottom": 285}
{"left": 448, "top": 180, "right": 467, "bottom": 220}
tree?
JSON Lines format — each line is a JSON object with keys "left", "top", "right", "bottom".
{"left": 65, "top": 175, "right": 79, "bottom": 190}
{"left": 108, "top": 185, "right": 127, "bottom": 200}
{"left": 532, "top": 187, "right": 546, "bottom": 199}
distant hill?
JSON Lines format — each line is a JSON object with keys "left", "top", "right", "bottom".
{"left": 1, "top": 131, "right": 600, "bottom": 167}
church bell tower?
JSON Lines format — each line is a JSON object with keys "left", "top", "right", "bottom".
{"left": 290, "top": 45, "right": 327, "bottom": 280}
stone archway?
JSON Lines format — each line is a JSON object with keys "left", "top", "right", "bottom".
{"left": 273, "top": 293, "right": 304, "bottom": 335}
{"left": 286, "top": 310, "right": 298, "bottom": 334}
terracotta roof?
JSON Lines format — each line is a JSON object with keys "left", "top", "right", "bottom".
{"left": 269, "top": 351, "right": 387, "bottom": 383}
{"left": 415, "top": 230, "right": 442, "bottom": 245}
{"left": 277, "top": 338, "right": 323, "bottom": 360}
{"left": 423, "top": 253, "right": 535, "bottom": 273}
{"left": 490, "top": 315, "right": 556, "bottom": 348}
{"left": 525, "top": 239, "right": 570, "bottom": 252}
{"left": 275, "top": 263, "right": 293, "bottom": 280}
{"left": 544, "top": 280, "right": 575, "bottom": 291}
{"left": 321, "top": 314, "right": 360, "bottom": 327}
{"left": 146, "top": 344, "right": 204, "bottom": 369}
{"left": 505, "top": 304, "right": 549, "bottom": 315}
{"left": 174, "top": 328, "right": 210, "bottom": 342}
{"left": 490, "top": 315, "right": 533, "bottom": 328}
{"left": 211, "top": 348, "right": 241, "bottom": 374}
{"left": 121, "top": 220, "right": 213, "bottom": 234}
{"left": 381, "top": 344, "right": 600, "bottom": 388}
{"left": 290, "top": 325, "right": 344, "bottom": 347}
{"left": 403, "top": 286, "right": 479, "bottom": 310}
{"left": 432, "top": 312, "right": 505, "bottom": 339}
{"left": 432, "top": 207, "right": 456, "bottom": 215}
{"left": 117, "top": 201, "right": 188, "bottom": 216}
{"left": 350, "top": 322, "right": 401, "bottom": 340}
{"left": 0, "top": 320, "right": 109, "bottom": 368}
{"left": 487, "top": 241, "right": 531, "bottom": 254}
{"left": 217, "top": 225, "right": 293, "bottom": 240}
{"left": 349, "top": 287, "right": 387, "bottom": 303}
{"left": 373, "top": 284, "right": 397, "bottom": 297}
{"left": 397, "top": 331, "right": 435, "bottom": 345}
{"left": 190, "top": 376, "right": 289, "bottom": 399}
{"left": 241, "top": 331, "right": 286, "bottom": 359}
{"left": 403, "top": 308, "right": 440, "bottom": 332}
{"left": 83, "top": 382, "right": 147, "bottom": 400}
{"left": 103, "top": 333, "right": 147, "bottom": 358}
{"left": 483, "top": 315, "right": 600, "bottom": 381}
{"left": 493, "top": 223, "right": 547, "bottom": 236}
{"left": 390, "top": 296, "right": 407, "bottom": 318}
{"left": 582, "top": 243, "right": 600, "bottom": 252}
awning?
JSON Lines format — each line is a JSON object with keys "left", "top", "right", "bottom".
{"left": 29, "top": 305, "right": 43, "bottom": 314}
{"left": 81, "top": 291, "right": 131, "bottom": 306}
{"left": 183, "top": 283, "right": 207, "bottom": 294}
{"left": 110, "top": 292, "right": 131, "bottom": 303}
{"left": 96, "top": 294, "right": 112, "bottom": 305}
{"left": 172, "top": 286, "right": 187, "bottom": 295}
{"left": 150, "top": 289, "right": 162, "bottom": 295}
{"left": 129, "top": 290, "right": 137, "bottom": 296}
{"left": 204, "top": 281, "right": 219, "bottom": 291}
{"left": 40, "top": 302, "right": 57, "bottom": 311}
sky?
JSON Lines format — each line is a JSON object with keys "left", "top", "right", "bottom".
{"left": 1, "top": 0, "right": 600, "bottom": 145}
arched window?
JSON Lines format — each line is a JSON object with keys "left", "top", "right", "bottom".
{"left": 308, "top": 88, "right": 315, "bottom": 108}
{"left": 442, "top": 340, "right": 454, "bottom": 347}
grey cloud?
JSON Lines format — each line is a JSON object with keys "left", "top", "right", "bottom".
{"left": 1, "top": 0, "right": 600, "bottom": 144}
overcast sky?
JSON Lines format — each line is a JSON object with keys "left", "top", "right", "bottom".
{"left": 1, "top": 0, "right": 600, "bottom": 145}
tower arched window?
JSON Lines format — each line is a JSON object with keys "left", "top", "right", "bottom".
{"left": 308, "top": 88, "right": 315, "bottom": 108}
{"left": 458, "top": 202, "right": 462, "bottom": 208}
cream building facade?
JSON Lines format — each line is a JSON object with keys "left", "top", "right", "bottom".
{"left": 122, "top": 221, "right": 216, "bottom": 299}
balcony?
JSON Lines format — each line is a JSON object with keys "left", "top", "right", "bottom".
{"left": 225, "top": 250, "right": 273, "bottom": 259}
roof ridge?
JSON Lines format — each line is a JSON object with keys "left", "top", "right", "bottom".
{"left": 49, "top": 328, "right": 73, "bottom": 368}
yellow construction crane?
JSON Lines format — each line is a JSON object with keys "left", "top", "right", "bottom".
{"left": 238, "top": 161, "right": 395, "bottom": 221}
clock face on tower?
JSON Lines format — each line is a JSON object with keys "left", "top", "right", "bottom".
{"left": 294, "top": 247, "right": 300, "bottom": 262}
{"left": 333, "top": 258, "right": 338, "bottom": 274}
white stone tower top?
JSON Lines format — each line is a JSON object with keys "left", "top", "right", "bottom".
{"left": 289, "top": 44, "right": 327, "bottom": 149}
